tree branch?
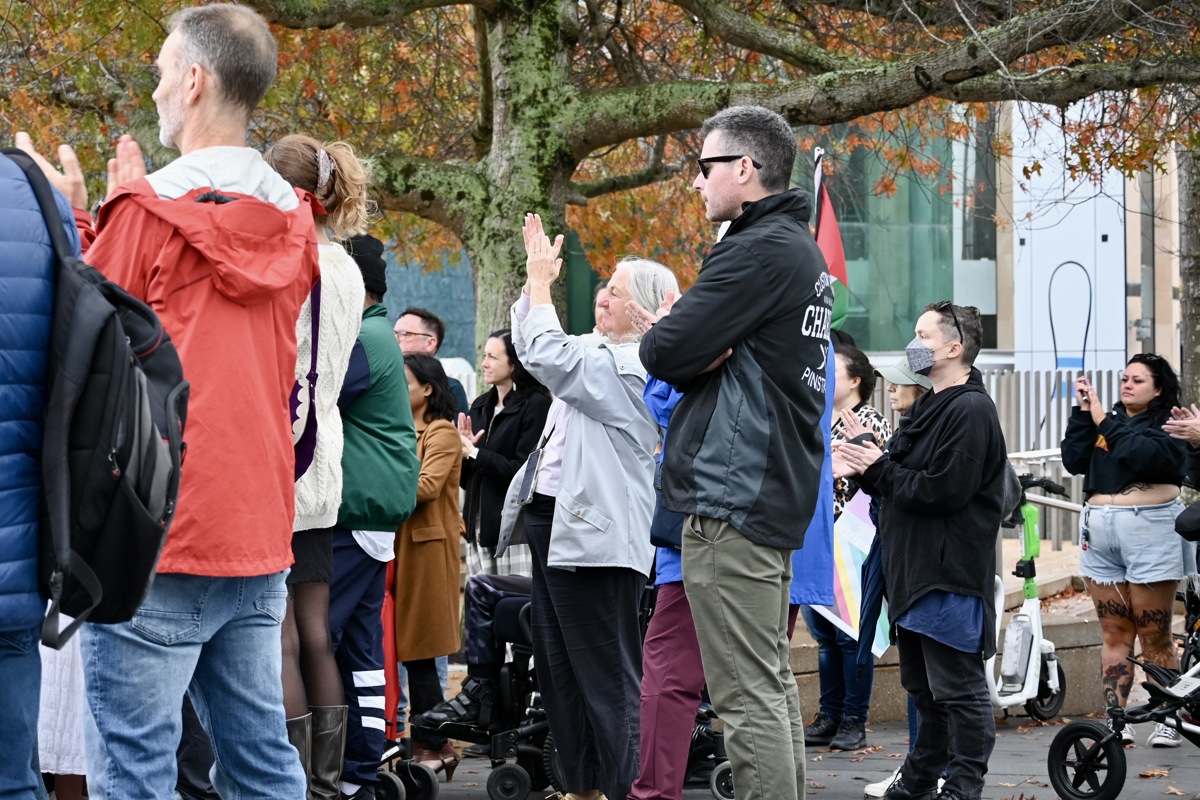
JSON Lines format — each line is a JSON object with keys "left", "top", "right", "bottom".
{"left": 938, "top": 57, "right": 1200, "bottom": 105}
{"left": 576, "top": 0, "right": 1186, "bottom": 151}
{"left": 569, "top": 136, "right": 684, "bottom": 203}
{"left": 794, "top": 0, "right": 1019, "bottom": 28}
{"left": 371, "top": 155, "right": 488, "bottom": 236}
{"left": 246, "top": 0, "right": 489, "bottom": 29}
{"left": 670, "top": 0, "right": 871, "bottom": 75}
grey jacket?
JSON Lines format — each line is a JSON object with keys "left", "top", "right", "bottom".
{"left": 495, "top": 302, "right": 657, "bottom": 576}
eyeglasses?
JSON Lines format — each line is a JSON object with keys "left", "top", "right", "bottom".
{"left": 697, "top": 154, "right": 763, "bottom": 179}
{"left": 396, "top": 331, "right": 434, "bottom": 341}
{"left": 932, "top": 300, "right": 964, "bottom": 344}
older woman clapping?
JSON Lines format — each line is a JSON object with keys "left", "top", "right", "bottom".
{"left": 496, "top": 214, "right": 678, "bottom": 800}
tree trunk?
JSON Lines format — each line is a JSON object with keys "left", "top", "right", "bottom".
{"left": 1179, "top": 141, "right": 1200, "bottom": 403}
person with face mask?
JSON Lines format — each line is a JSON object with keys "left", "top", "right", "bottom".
{"left": 833, "top": 302, "right": 1008, "bottom": 800}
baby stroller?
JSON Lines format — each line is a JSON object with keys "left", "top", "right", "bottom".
{"left": 1045, "top": 584, "right": 1200, "bottom": 800}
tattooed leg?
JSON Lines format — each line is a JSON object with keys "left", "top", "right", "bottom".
{"left": 1086, "top": 579, "right": 1138, "bottom": 707}
{"left": 1131, "top": 580, "right": 1181, "bottom": 671}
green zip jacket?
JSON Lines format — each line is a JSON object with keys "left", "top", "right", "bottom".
{"left": 337, "top": 304, "right": 419, "bottom": 530}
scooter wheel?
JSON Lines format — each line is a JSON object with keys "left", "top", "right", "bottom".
{"left": 396, "top": 760, "right": 440, "bottom": 800}
{"left": 1026, "top": 659, "right": 1067, "bottom": 720}
{"left": 1047, "top": 721, "right": 1126, "bottom": 800}
{"left": 375, "top": 769, "right": 407, "bottom": 800}
{"left": 710, "top": 760, "right": 734, "bottom": 800}
{"left": 487, "top": 763, "right": 532, "bottom": 800}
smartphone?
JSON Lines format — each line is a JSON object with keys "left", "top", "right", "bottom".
{"left": 516, "top": 448, "right": 545, "bottom": 506}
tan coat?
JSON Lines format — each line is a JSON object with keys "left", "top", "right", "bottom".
{"left": 393, "top": 418, "right": 463, "bottom": 661}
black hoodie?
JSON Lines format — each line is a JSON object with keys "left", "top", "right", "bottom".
{"left": 857, "top": 368, "right": 1008, "bottom": 658}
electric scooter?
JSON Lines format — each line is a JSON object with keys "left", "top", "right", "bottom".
{"left": 984, "top": 474, "right": 1071, "bottom": 720}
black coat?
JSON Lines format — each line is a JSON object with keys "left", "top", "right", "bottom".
{"left": 461, "top": 386, "right": 552, "bottom": 548}
{"left": 857, "top": 370, "right": 1008, "bottom": 658}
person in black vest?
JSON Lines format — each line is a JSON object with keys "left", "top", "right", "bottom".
{"left": 459, "top": 329, "right": 551, "bottom": 577}
{"left": 835, "top": 302, "right": 1007, "bottom": 800}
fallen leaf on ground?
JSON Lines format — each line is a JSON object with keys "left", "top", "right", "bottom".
{"left": 999, "top": 782, "right": 1017, "bottom": 787}
{"left": 810, "top": 755, "right": 823, "bottom": 762}
{"left": 1166, "top": 786, "right": 1187, "bottom": 796}
{"left": 809, "top": 782, "right": 827, "bottom": 789}
{"left": 1140, "top": 768, "right": 1171, "bottom": 778}
{"left": 885, "top": 753, "right": 905, "bottom": 758}
{"left": 853, "top": 745, "right": 885, "bottom": 754}
{"left": 850, "top": 757, "right": 864, "bottom": 763}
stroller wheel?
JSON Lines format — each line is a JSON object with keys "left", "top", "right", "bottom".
{"left": 375, "top": 769, "right": 407, "bottom": 800}
{"left": 396, "top": 760, "right": 440, "bottom": 800}
{"left": 710, "top": 760, "right": 734, "bottom": 800}
{"left": 487, "top": 763, "right": 532, "bottom": 800}
{"left": 1047, "top": 721, "right": 1126, "bottom": 800}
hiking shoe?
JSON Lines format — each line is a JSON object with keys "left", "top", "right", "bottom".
{"left": 1107, "top": 718, "right": 1135, "bottom": 745}
{"left": 830, "top": 717, "right": 867, "bottom": 750}
{"left": 1148, "top": 722, "right": 1183, "bottom": 747}
{"left": 803, "top": 713, "right": 841, "bottom": 746}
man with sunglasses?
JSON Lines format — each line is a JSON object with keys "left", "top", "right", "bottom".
{"left": 638, "top": 105, "right": 832, "bottom": 800}
{"left": 834, "top": 302, "right": 1008, "bottom": 800}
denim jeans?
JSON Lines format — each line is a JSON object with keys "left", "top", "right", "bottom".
{"left": 801, "top": 605, "right": 874, "bottom": 721}
{"left": 80, "top": 572, "right": 305, "bottom": 800}
{"left": 0, "top": 624, "right": 42, "bottom": 799}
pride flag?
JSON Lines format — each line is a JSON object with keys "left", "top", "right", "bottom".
{"left": 810, "top": 491, "right": 890, "bottom": 658}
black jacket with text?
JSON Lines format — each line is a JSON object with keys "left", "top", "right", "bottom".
{"left": 857, "top": 370, "right": 1008, "bottom": 658}
{"left": 639, "top": 188, "right": 832, "bottom": 549}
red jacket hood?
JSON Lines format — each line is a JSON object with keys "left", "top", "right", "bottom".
{"left": 100, "top": 180, "right": 320, "bottom": 305}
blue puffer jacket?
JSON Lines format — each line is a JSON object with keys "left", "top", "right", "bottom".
{"left": 0, "top": 154, "right": 77, "bottom": 632}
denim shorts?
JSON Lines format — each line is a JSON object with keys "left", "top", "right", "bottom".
{"left": 1079, "top": 499, "right": 1186, "bottom": 585}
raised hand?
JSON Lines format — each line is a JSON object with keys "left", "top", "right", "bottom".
{"left": 15, "top": 132, "right": 88, "bottom": 211}
{"left": 522, "top": 213, "right": 564, "bottom": 288}
{"left": 106, "top": 135, "right": 147, "bottom": 201}
{"left": 839, "top": 408, "right": 867, "bottom": 440}
{"left": 457, "top": 412, "right": 483, "bottom": 457}
{"left": 1163, "top": 404, "right": 1200, "bottom": 447}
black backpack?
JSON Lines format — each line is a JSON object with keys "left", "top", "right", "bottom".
{"left": 2, "top": 149, "right": 190, "bottom": 648}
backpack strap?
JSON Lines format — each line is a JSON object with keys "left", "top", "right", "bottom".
{"left": 2, "top": 149, "right": 105, "bottom": 648}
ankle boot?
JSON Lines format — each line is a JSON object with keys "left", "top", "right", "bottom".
{"left": 286, "top": 712, "right": 313, "bottom": 785}
{"left": 413, "top": 676, "right": 496, "bottom": 729}
{"left": 309, "top": 705, "right": 348, "bottom": 800}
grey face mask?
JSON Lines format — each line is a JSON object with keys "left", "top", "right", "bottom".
{"left": 905, "top": 337, "right": 936, "bottom": 376}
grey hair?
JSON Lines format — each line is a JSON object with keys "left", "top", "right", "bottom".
{"left": 169, "top": 4, "right": 277, "bottom": 118}
{"left": 700, "top": 105, "right": 797, "bottom": 193}
{"left": 611, "top": 257, "right": 679, "bottom": 343}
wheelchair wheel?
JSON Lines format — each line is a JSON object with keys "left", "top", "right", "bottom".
{"left": 487, "top": 763, "right": 532, "bottom": 800}
{"left": 1047, "top": 721, "right": 1126, "bottom": 800}
{"left": 395, "top": 760, "right": 440, "bottom": 800}
{"left": 710, "top": 760, "right": 734, "bottom": 800}
{"left": 376, "top": 769, "right": 407, "bottom": 800}
{"left": 542, "top": 731, "right": 568, "bottom": 794}
{"left": 1026, "top": 659, "right": 1067, "bottom": 720}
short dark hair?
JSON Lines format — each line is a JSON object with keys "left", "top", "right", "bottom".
{"left": 169, "top": 4, "right": 277, "bottom": 118}
{"left": 699, "top": 105, "right": 797, "bottom": 193}
{"left": 835, "top": 342, "right": 876, "bottom": 404}
{"left": 924, "top": 301, "right": 983, "bottom": 366}
{"left": 400, "top": 307, "right": 445, "bottom": 352}
{"left": 364, "top": 290, "right": 384, "bottom": 306}
{"left": 404, "top": 354, "right": 457, "bottom": 424}
{"left": 1125, "top": 353, "right": 1180, "bottom": 421}
{"left": 488, "top": 329, "right": 549, "bottom": 399}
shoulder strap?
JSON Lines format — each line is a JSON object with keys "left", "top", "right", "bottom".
{"left": 1, "top": 149, "right": 78, "bottom": 263}
{"left": 309, "top": 279, "right": 321, "bottom": 381}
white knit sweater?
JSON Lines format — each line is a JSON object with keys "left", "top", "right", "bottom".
{"left": 294, "top": 244, "right": 366, "bottom": 531}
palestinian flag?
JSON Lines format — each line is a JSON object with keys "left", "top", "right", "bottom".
{"left": 813, "top": 148, "right": 850, "bottom": 331}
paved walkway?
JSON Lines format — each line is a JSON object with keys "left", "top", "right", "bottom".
{"left": 432, "top": 716, "right": 1200, "bottom": 799}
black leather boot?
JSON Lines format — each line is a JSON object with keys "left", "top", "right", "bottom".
{"left": 309, "top": 705, "right": 347, "bottom": 800}
{"left": 286, "top": 712, "right": 312, "bottom": 791}
{"left": 830, "top": 716, "right": 867, "bottom": 750}
{"left": 803, "top": 713, "right": 841, "bottom": 746}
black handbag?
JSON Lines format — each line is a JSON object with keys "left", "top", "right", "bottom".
{"left": 648, "top": 460, "right": 686, "bottom": 549}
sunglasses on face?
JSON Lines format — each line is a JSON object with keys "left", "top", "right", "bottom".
{"left": 697, "top": 154, "right": 763, "bottom": 179}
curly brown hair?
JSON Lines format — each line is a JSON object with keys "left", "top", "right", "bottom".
{"left": 265, "top": 134, "right": 375, "bottom": 240}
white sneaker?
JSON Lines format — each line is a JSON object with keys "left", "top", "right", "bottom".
{"left": 863, "top": 768, "right": 899, "bottom": 798}
{"left": 1107, "top": 718, "right": 1135, "bottom": 745}
{"left": 1148, "top": 722, "right": 1183, "bottom": 747}
{"left": 862, "top": 768, "right": 944, "bottom": 798}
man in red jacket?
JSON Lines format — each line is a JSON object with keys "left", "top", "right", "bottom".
{"left": 18, "top": 5, "right": 318, "bottom": 798}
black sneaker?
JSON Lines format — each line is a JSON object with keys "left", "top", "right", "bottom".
{"left": 803, "top": 713, "right": 841, "bottom": 746}
{"left": 412, "top": 676, "right": 496, "bottom": 728}
{"left": 882, "top": 776, "right": 938, "bottom": 800}
{"left": 830, "top": 717, "right": 867, "bottom": 750}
